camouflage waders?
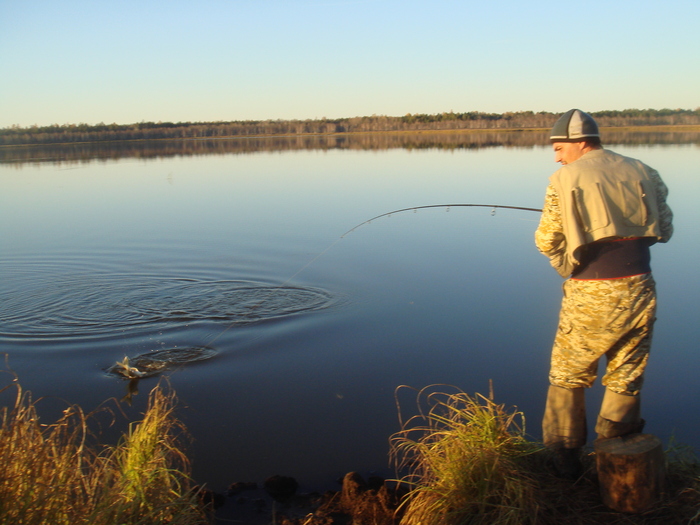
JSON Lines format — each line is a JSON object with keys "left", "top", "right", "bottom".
{"left": 543, "top": 273, "right": 656, "bottom": 447}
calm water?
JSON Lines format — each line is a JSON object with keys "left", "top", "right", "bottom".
{"left": 1, "top": 139, "right": 698, "bottom": 491}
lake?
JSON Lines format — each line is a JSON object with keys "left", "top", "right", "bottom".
{"left": 1, "top": 133, "right": 699, "bottom": 493}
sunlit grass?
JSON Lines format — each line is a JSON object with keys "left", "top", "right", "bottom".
{"left": 5, "top": 371, "right": 700, "bottom": 525}
{"left": 392, "top": 384, "right": 700, "bottom": 525}
{"left": 0, "top": 374, "right": 206, "bottom": 525}
{"left": 392, "top": 384, "right": 543, "bottom": 525}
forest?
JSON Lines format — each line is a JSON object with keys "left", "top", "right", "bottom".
{"left": 1, "top": 108, "right": 699, "bottom": 146}
{"left": 3, "top": 128, "right": 699, "bottom": 167}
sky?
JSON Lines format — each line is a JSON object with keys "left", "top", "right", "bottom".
{"left": 0, "top": 0, "right": 698, "bottom": 128}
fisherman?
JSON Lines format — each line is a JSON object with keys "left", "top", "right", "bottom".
{"left": 535, "top": 109, "right": 673, "bottom": 478}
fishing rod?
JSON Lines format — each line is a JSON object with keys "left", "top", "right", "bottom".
{"left": 341, "top": 203, "right": 543, "bottom": 237}
{"left": 206, "top": 203, "right": 541, "bottom": 344}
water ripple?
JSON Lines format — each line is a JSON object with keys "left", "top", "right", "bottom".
{"left": 0, "top": 274, "right": 334, "bottom": 339}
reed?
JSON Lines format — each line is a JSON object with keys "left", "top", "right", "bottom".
{"left": 0, "top": 376, "right": 206, "bottom": 525}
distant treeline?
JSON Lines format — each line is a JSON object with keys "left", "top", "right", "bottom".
{"left": 3, "top": 129, "right": 699, "bottom": 167}
{"left": 1, "top": 108, "right": 699, "bottom": 146}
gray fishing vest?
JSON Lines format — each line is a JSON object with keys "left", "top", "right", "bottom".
{"left": 550, "top": 148, "right": 664, "bottom": 276}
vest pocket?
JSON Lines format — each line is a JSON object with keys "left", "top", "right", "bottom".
{"left": 617, "top": 180, "right": 649, "bottom": 227}
{"left": 572, "top": 183, "right": 611, "bottom": 233}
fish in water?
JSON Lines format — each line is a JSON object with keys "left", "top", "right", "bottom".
{"left": 108, "top": 356, "right": 151, "bottom": 379}
{"left": 106, "top": 347, "right": 217, "bottom": 379}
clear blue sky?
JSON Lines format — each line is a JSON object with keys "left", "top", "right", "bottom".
{"left": 1, "top": 0, "right": 698, "bottom": 128}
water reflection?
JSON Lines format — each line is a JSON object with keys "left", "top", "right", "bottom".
{"left": 2, "top": 129, "right": 699, "bottom": 166}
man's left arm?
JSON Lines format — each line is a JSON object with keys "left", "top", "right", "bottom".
{"left": 651, "top": 170, "right": 673, "bottom": 242}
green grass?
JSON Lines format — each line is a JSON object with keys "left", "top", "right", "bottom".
{"left": 391, "top": 384, "right": 700, "bottom": 525}
{"left": 0, "top": 375, "right": 207, "bottom": 525}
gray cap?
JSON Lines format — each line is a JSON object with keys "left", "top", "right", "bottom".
{"left": 550, "top": 109, "right": 599, "bottom": 141}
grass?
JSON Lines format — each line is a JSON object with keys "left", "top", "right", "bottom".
{"left": 391, "top": 384, "right": 544, "bottom": 525}
{"left": 0, "top": 373, "right": 207, "bottom": 525}
{"left": 391, "top": 384, "right": 700, "bottom": 525}
{"left": 5, "top": 373, "right": 700, "bottom": 525}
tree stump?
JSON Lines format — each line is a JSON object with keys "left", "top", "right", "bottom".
{"left": 594, "top": 433, "right": 665, "bottom": 513}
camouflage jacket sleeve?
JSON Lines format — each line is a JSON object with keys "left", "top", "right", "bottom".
{"left": 650, "top": 169, "right": 674, "bottom": 243}
{"left": 535, "top": 184, "right": 571, "bottom": 278}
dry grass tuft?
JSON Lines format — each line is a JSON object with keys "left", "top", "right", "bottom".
{"left": 391, "top": 384, "right": 543, "bottom": 525}
{"left": 0, "top": 372, "right": 206, "bottom": 525}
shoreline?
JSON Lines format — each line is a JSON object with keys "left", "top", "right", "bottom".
{"left": 2, "top": 124, "right": 700, "bottom": 149}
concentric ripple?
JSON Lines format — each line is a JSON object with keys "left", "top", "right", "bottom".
{"left": 0, "top": 274, "right": 334, "bottom": 339}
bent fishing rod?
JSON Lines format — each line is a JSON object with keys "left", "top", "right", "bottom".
{"left": 200, "top": 201, "right": 542, "bottom": 348}
{"left": 341, "top": 203, "right": 542, "bottom": 237}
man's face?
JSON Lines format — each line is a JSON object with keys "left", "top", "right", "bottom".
{"left": 552, "top": 141, "right": 588, "bottom": 165}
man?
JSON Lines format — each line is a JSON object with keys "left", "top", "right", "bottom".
{"left": 535, "top": 109, "right": 673, "bottom": 478}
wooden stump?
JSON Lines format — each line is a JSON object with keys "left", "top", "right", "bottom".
{"left": 595, "top": 433, "right": 665, "bottom": 513}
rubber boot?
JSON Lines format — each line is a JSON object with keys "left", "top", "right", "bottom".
{"left": 595, "top": 388, "right": 644, "bottom": 441}
{"left": 543, "top": 385, "right": 586, "bottom": 479}
{"left": 543, "top": 385, "right": 587, "bottom": 448}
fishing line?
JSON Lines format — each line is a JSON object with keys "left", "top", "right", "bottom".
{"left": 200, "top": 238, "right": 345, "bottom": 348}
{"left": 340, "top": 203, "right": 542, "bottom": 237}
{"left": 113, "top": 203, "right": 542, "bottom": 379}
{"left": 203, "top": 203, "right": 542, "bottom": 347}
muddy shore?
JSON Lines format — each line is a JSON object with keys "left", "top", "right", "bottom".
{"left": 208, "top": 471, "right": 403, "bottom": 525}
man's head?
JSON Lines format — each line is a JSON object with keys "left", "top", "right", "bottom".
{"left": 552, "top": 141, "right": 597, "bottom": 165}
{"left": 550, "top": 109, "right": 602, "bottom": 165}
